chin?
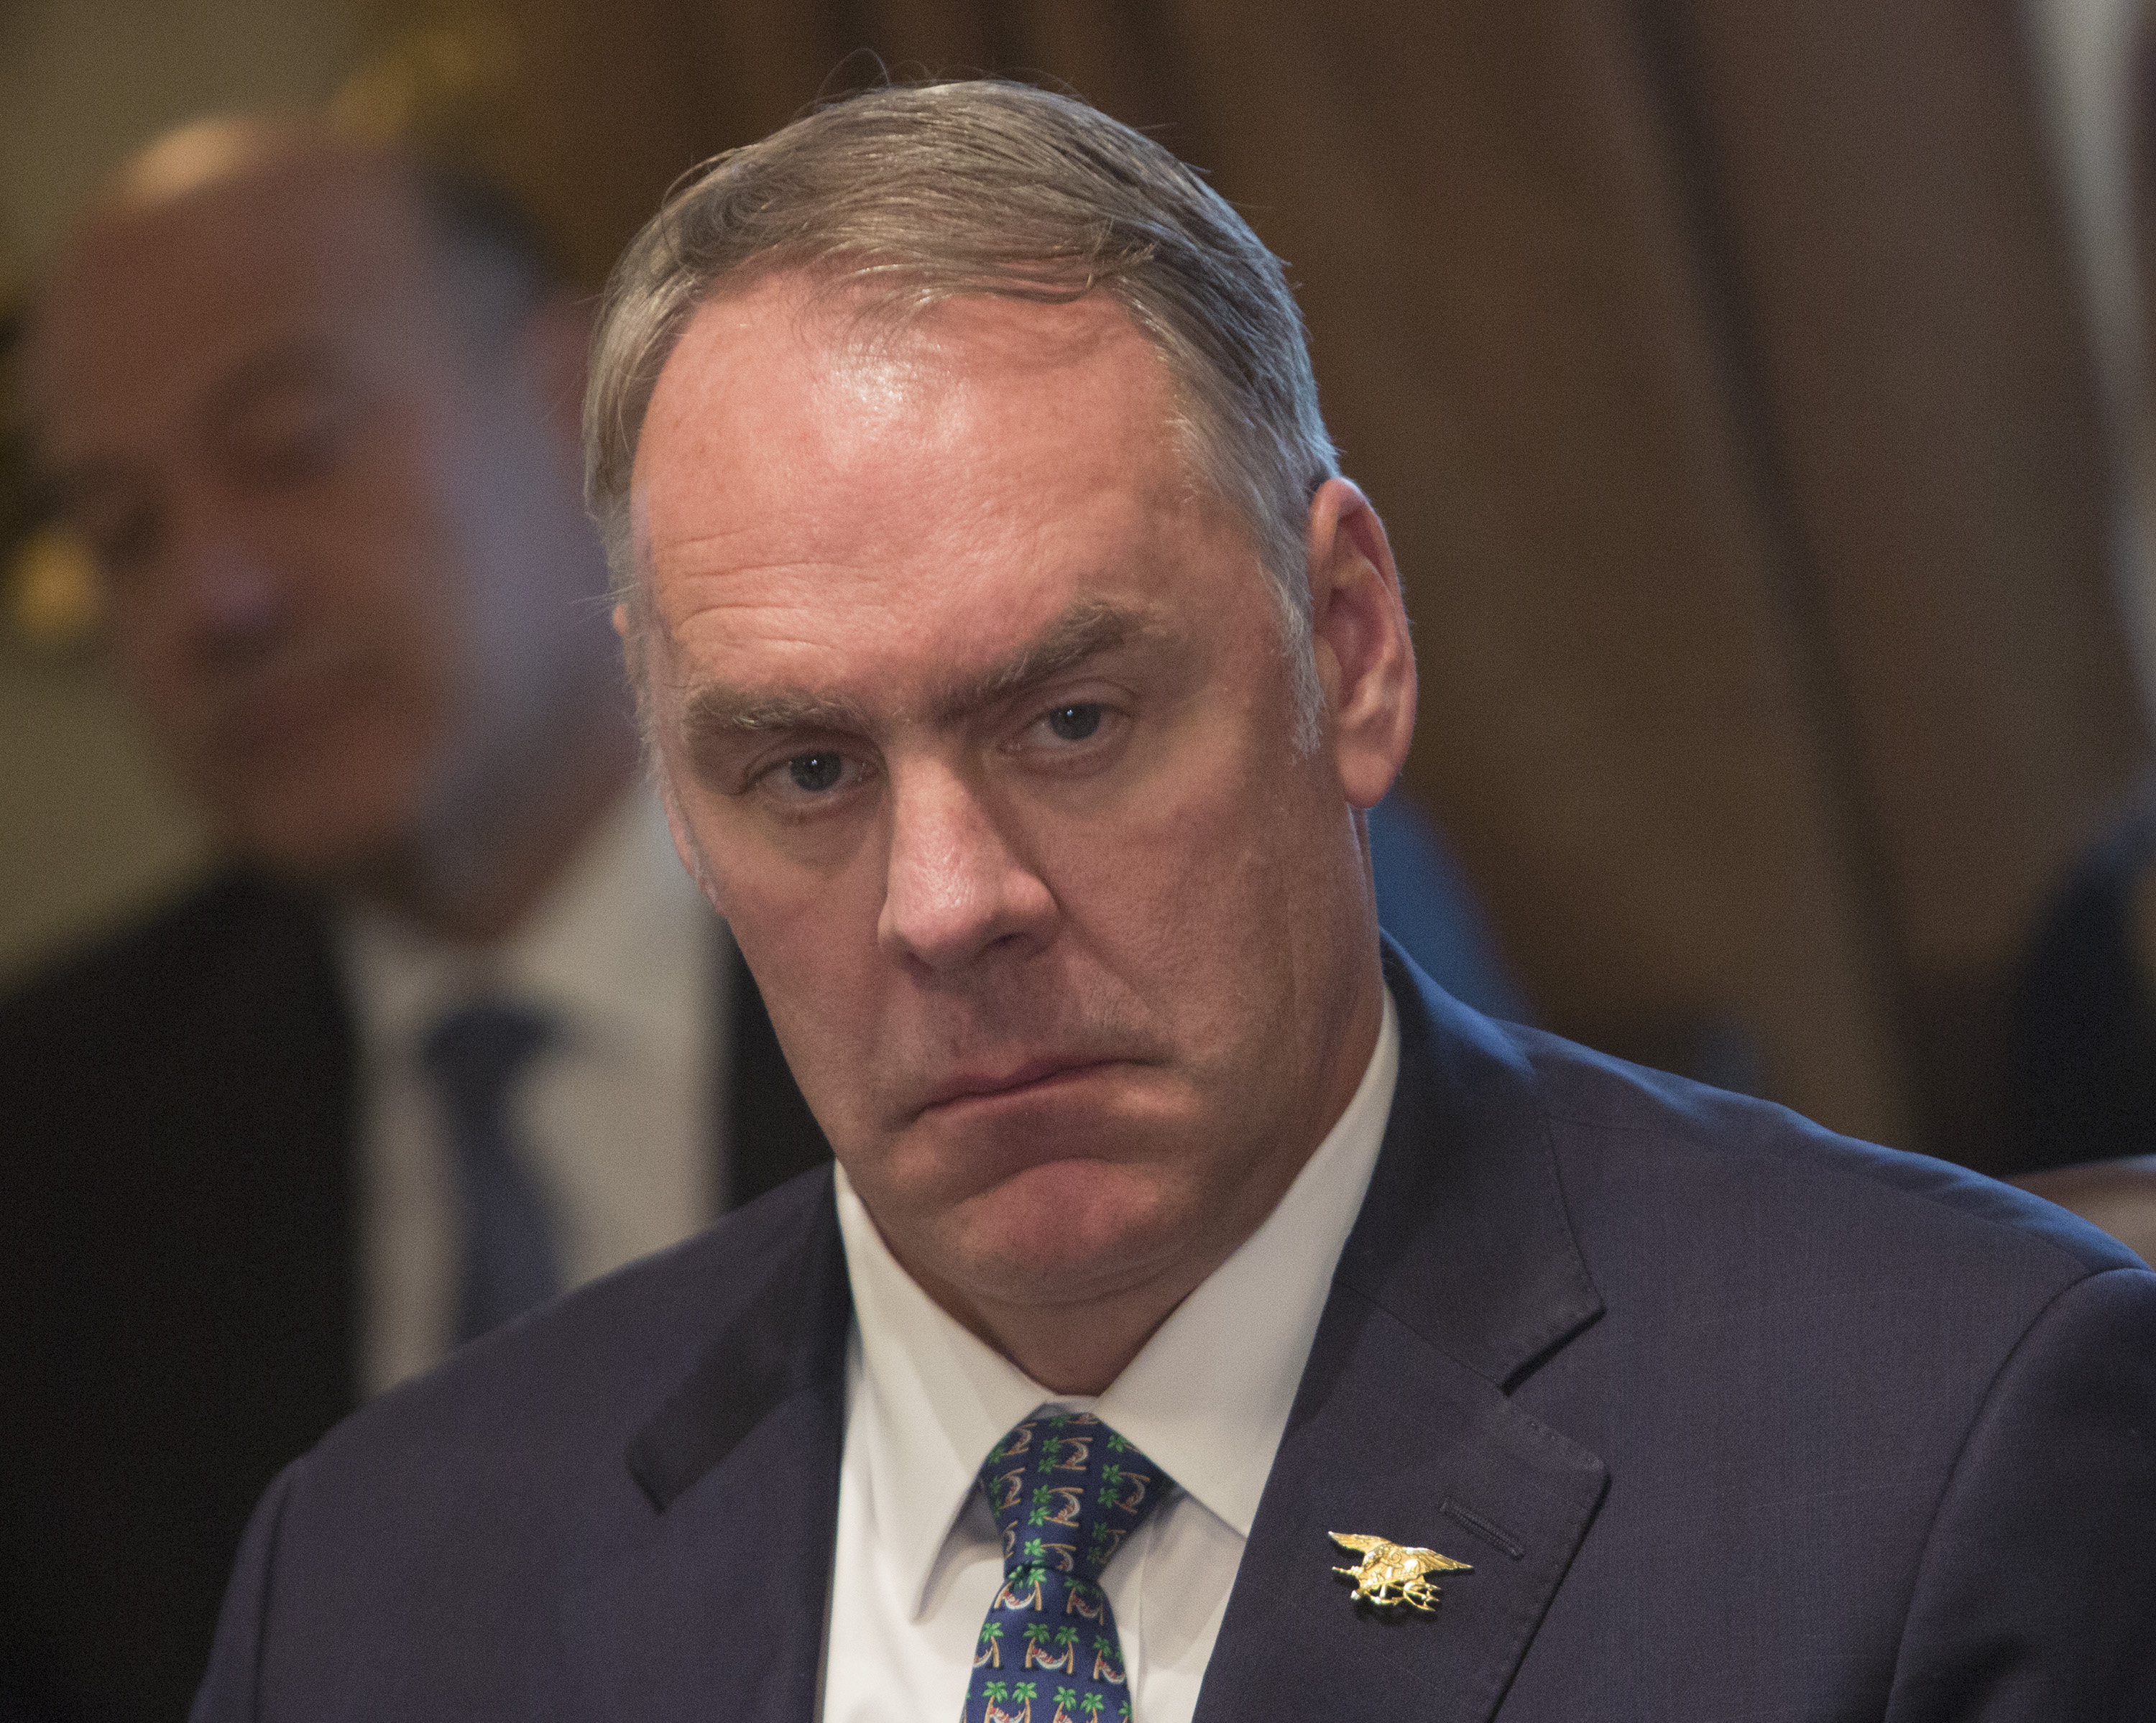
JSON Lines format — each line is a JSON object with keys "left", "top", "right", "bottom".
{"left": 219, "top": 769, "right": 420, "bottom": 885}
{"left": 950, "top": 1158, "right": 1184, "bottom": 1307}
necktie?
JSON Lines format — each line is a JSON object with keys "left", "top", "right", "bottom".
{"left": 419, "top": 999, "right": 562, "bottom": 1344}
{"left": 964, "top": 1410, "right": 1173, "bottom": 1723}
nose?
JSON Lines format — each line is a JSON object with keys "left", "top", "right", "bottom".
{"left": 876, "top": 761, "right": 1058, "bottom": 973}
{"left": 162, "top": 487, "right": 289, "bottom": 670}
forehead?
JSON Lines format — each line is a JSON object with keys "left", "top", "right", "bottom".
{"left": 29, "top": 158, "right": 441, "bottom": 462}
{"left": 638, "top": 277, "right": 1184, "bottom": 527}
{"left": 633, "top": 278, "right": 1240, "bottom": 694}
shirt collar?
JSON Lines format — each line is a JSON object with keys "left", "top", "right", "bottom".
{"left": 836, "top": 985, "right": 1400, "bottom": 1618}
{"left": 338, "top": 782, "right": 716, "bottom": 1066}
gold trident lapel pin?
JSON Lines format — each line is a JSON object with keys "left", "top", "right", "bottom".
{"left": 1330, "top": 1531, "right": 1473, "bottom": 1612}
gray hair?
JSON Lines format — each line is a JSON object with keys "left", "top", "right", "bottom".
{"left": 583, "top": 79, "right": 1337, "bottom": 733}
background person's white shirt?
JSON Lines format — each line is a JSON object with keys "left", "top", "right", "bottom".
{"left": 341, "top": 784, "right": 724, "bottom": 1395}
{"left": 821, "top": 989, "right": 1400, "bottom": 1723}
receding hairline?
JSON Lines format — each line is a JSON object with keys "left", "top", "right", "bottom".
{"left": 47, "top": 116, "right": 553, "bottom": 348}
{"left": 602, "top": 256, "right": 1226, "bottom": 550}
{"left": 584, "top": 78, "right": 1337, "bottom": 747}
{"left": 68, "top": 117, "right": 416, "bottom": 253}
{"left": 629, "top": 263, "right": 1199, "bottom": 505}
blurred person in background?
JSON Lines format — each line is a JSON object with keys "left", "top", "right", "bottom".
{"left": 0, "top": 117, "right": 837, "bottom": 1722}
{"left": 2012, "top": 791, "right": 2156, "bottom": 1175}
{"left": 2009, "top": 792, "right": 2156, "bottom": 1262}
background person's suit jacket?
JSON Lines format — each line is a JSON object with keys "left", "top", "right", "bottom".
{"left": 190, "top": 945, "right": 2156, "bottom": 1721}
{"left": 0, "top": 869, "right": 830, "bottom": 1723}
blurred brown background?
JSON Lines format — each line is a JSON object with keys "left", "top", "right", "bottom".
{"left": 6, "top": 0, "right": 2152, "bottom": 1173}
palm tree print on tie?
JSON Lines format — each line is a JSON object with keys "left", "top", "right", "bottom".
{"left": 962, "top": 1410, "right": 1174, "bottom": 1723}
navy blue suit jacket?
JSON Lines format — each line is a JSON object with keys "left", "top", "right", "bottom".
{"left": 193, "top": 949, "right": 2156, "bottom": 1719}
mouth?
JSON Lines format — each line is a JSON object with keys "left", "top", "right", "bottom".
{"left": 208, "top": 654, "right": 384, "bottom": 760}
{"left": 911, "top": 1056, "right": 1128, "bottom": 1119}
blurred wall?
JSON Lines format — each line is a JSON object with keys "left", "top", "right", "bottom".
{"left": 2026, "top": 0, "right": 2156, "bottom": 713}
{"left": 5, "top": 0, "right": 2149, "bottom": 1171}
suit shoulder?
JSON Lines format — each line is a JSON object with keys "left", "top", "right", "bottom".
{"left": 308, "top": 1166, "right": 836, "bottom": 1481}
{"left": 0, "top": 869, "right": 326, "bottom": 1049}
{"left": 1502, "top": 1019, "right": 2144, "bottom": 1286}
{"left": 0, "top": 871, "right": 348, "bottom": 1182}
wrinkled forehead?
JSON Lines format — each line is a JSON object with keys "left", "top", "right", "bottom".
{"left": 631, "top": 275, "right": 1194, "bottom": 566}
{"left": 625, "top": 277, "right": 1263, "bottom": 724}
{"left": 29, "top": 154, "right": 444, "bottom": 460}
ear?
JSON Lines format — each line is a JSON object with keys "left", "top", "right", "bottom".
{"left": 635, "top": 619, "right": 722, "bottom": 913}
{"left": 656, "top": 765, "right": 727, "bottom": 915}
{"left": 514, "top": 289, "right": 594, "bottom": 453}
{"left": 1305, "top": 477, "right": 1416, "bottom": 808}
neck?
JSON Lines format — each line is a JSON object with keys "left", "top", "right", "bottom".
{"left": 964, "top": 1272, "right": 1226, "bottom": 1398}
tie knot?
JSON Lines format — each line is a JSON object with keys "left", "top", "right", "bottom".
{"left": 419, "top": 999, "right": 554, "bottom": 1122}
{"left": 978, "top": 1410, "right": 1171, "bottom": 1588}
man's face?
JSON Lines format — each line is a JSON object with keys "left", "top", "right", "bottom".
{"left": 28, "top": 151, "right": 599, "bottom": 882}
{"left": 635, "top": 280, "right": 1384, "bottom": 1330}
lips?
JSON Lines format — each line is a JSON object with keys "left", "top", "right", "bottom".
{"left": 204, "top": 652, "right": 381, "bottom": 763}
{"left": 911, "top": 1056, "right": 1124, "bottom": 1117}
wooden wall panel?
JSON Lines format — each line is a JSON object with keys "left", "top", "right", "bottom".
{"left": 426, "top": 0, "right": 706, "bottom": 290}
{"left": 1664, "top": 0, "right": 2150, "bottom": 1163}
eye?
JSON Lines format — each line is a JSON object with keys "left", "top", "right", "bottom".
{"left": 216, "top": 376, "right": 360, "bottom": 489}
{"left": 757, "top": 748, "right": 871, "bottom": 806}
{"left": 1014, "top": 699, "right": 1124, "bottom": 769}
{"left": 86, "top": 502, "right": 162, "bottom": 581}
{"left": 788, "top": 752, "right": 847, "bottom": 793}
{"left": 57, "top": 476, "right": 161, "bottom": 584}
{"left": 1043, "top": 703, "right": 1103, "bottom": 742}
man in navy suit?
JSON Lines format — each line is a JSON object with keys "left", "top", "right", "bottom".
{"left": 194, "top": 82, "right": 2156, "bottom": 1719}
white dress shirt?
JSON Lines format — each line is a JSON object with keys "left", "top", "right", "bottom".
{"left": 821, "top": 988, "right": 1400, "bottom": 1723}
{"left": 339, "top": 784, "right": 724, "bottom": 1395}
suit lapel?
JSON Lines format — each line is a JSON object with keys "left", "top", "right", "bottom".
{"left": 1197, "top": 948, "right": 1608, "bottom": 1722}
{"left": 566, "top": 946, "right": 1601, "bottom": 1720}
{"left": 559, "top": 1175, "right": 852, "bottom": 1723}
{"left": 162, "top": 875, "right": 357, "bottom": 1458}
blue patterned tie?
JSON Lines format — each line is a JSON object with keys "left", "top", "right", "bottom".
{"left": 964, "top": 1410, "right": 1172, "bottom": 1723}
{"left": 419, "top": 1000, "right": 561, "bottom": 1344}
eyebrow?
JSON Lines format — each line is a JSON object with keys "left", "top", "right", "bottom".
{"left": 934, "top": 597, "right": 1148, "bottom": 723}
{"left": 676, "top": 596, "right": 1157, "bottom": 747}
{"left": 201, "top": 338, "right": 346, "bottom": 425}
{"left": 46, "top": 460, "right": 136, "bottom": 524}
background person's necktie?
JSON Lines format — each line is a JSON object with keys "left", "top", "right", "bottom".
{"left": 964, "top": 1410, "right": 1173, "bottom": 1723}
{"left": 420, "top": 999, "right": 562, "bottom": 1344}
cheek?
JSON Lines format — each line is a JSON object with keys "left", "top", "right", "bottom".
{"left": 734, "top": 871, "right": 885, "bottom": 1014}
{"left": 294, "top": 410, "right": 468, "bottom": 619}
{"left": 315, "top": 509, "right": 471, "bottom": 739}
{"left": 1043, "top": 729, "right": 1349, "bottom": 1126}
{"left": 686, "top": 791, "right": 893, "bottom": 1102}
{"left": 1049, "top": 700, "right": 1303, "bottom": 969}
{"left": 107, "top": 599, "right": 208, "bottom": 741}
